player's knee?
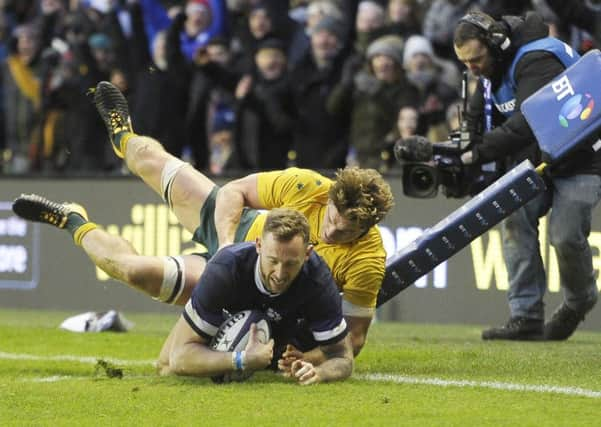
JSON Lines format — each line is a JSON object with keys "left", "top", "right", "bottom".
{"left": 160, "top": 158, "right": 188, "bottom": 208}
{"left": 168, "top": 175, "right": 196, "bottom": 208}
{"left": 152, "top": 256, "right": 186, "bottom": 304}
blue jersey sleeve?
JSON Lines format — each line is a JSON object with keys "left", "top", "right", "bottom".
{"left": 182, "top": 258, "right": 234, "bottom": 339}
{"left": 306, "top": 292, "right": 347, "bottom": 346}
{"left": 304, "top": 255, "right": 348, "bottom": 346}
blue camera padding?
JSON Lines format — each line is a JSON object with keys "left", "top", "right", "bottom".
{"left": 377, "top": 160, "right": 546, "bottom": 307}
{"left": 520, "top": 49, "right": 601, "bottom": 163}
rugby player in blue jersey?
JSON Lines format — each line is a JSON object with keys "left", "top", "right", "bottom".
{"left": 156, "top": 208, "right": 352, "bottom": 384}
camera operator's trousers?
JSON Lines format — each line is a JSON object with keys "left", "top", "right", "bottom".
{"left": 502, "top": 174, "right": 601, "bottom": 319}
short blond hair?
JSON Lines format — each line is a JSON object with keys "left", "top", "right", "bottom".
{"left": 328, "top": 167, "right": 394, "bottom": 230}
{"left": 263, "top": 208, "right": 310, "bottom": 244}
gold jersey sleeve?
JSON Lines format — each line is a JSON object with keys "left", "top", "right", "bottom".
{"left": 245, "top": 168, "right": 386, "bottom": 309}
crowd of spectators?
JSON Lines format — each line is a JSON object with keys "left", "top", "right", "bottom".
{"left": 0, "top": 0, "right": 598, "bottom": 176}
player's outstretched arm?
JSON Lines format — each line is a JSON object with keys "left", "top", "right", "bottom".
{"left": 159, "top": 317, "right": 273, "bottom": 377}
{"left": 345, "top": 315, "right": 372, "bottom": 357}
{"left": 290, "top": 335, "right": 353, "bottom": 385}
{"left": 214, "top": 173, "right": 263, "bottom": 247}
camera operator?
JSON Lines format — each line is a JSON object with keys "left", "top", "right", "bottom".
{"left": 454, "top": 11, "right": 601, "bottom": 341}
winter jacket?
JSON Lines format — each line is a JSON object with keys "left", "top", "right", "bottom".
{"left": 467, "top": 12, "right": 601, "bottom": 176}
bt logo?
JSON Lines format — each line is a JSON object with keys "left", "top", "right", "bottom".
{"left": 552, "top": 74, "right": 595, "bottom": 128}
{"left": 558, "top": 93, "right": 595, "bottom": 128}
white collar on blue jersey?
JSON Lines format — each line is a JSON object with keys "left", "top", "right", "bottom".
{"left": 254, "top": 257, "right": 283, "bottom": 298}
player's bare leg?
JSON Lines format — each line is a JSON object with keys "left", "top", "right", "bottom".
{"left": 12, "top": 194, "right": 204, "bottom": 305}
{"left": 79, "top": 229, "right": 204, "bottom": 305}
{"left": 93, "top": 81, "right": 216, "bottom": 234}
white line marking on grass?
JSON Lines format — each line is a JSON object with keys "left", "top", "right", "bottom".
{"left": 360, "top": 373, "right": 601, "bottom": 399}
{"left": 23, "top": 374, "right": 155, "bottom": 383}
{"left": 4, "top": 351, "right": 600, "bottom": 398}
{"left": 0, "top": 351, "right": 155, "bottom": 367}
{"left": 27, "top": 375, "right": 83, "bottom": 383}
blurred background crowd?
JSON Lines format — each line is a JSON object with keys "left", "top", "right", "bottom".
{"left": 0, "top": 0, "right": 599, "bottom": 176}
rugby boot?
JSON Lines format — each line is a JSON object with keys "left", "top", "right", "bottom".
{"left": 93, "top": 81, "right": 133, "bottom": 158}
{"left": 12, "top": 194, "right": 88, "bottom": 229}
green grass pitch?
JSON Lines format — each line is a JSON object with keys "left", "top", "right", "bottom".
{"left": 1, "top": 309, "right": 599, "bottom": 426}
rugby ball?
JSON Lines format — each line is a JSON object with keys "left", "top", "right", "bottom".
{"left": 210, "top": 309, "right": 271, "bottom": 383}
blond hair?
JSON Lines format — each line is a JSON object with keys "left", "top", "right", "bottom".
{"left": 328, "top": 167, "right": 394, "bottom": 230}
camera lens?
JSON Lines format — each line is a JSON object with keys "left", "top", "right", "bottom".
{"left": 410, "top": 166, "right": 435, "bottom": 190}
{"left": 402, "top": 164, "right": 438, "bottom": 198}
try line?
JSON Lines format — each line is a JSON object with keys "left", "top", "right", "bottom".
{"left": 2, "top": 350, "right": 600, "bottom": 398}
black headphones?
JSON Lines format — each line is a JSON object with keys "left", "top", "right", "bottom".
{"left": 459, "top": 12, "right": 511, "bottom": 53}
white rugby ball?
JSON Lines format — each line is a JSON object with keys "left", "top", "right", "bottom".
{"left": 210, "top": 309, "right": 271, "bottom": 383}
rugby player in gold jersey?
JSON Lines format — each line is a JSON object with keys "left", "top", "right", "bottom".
{"left": 14, "top": 81, "right": 394, "bottom": 370}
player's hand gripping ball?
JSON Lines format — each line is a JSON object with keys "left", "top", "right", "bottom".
{"left": 210, "top": 310, "right": 271, "bottom": 383}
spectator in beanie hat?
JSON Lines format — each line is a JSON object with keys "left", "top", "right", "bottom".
{"left": 365, "top": 34, "right": 404, "bottom": 80}
{"left": 402, "top": 34, "right": 459, "bottom": 141}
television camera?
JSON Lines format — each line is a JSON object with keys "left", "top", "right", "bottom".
{"left": 393, "top": 72, "right": 500, "bottom": 198}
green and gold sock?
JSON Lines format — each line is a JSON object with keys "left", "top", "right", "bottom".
{"left": 115, "top": 131, "right": 134, "bottom": 156}
{"left": 65, "top": 212, "right": 98, "bottom": 246}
